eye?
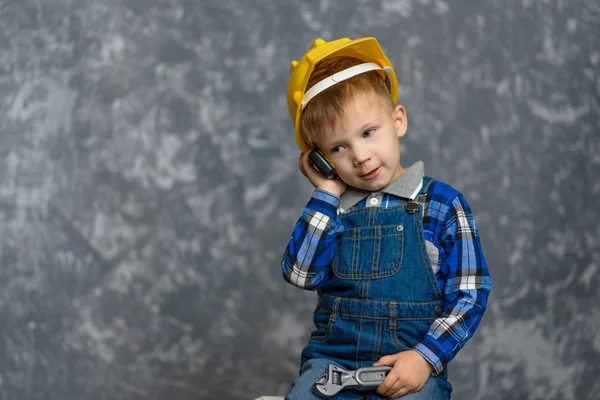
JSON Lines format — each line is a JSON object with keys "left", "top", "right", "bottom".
{"left": 330, "top": 145, "right": 344, "bottom": 153}
{"left": 363, "top": 129, "right": 376, "bottom": 138}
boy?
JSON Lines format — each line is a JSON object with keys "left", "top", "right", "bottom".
{"left": 281, "top": 37, "right": 491, "bottom": 399}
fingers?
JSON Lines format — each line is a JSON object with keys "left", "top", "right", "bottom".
{"left": 374, "top": 353, "right": 401, "bottom": 367}
{"left": 375, "top": 351, "right": 431, "bottom": 398}
{"left": 374, "top": 353, "right": 402, "bottom": 396}
{"left": 297, "top": 151, "right": 347, "bottom": 196}
{"left": 380, "top": 379, "right": 417, "bottom": 398}
{"left": 298, "top": 151, "right": 324, "bottom": 183}
{"left": 378, "top": 377, "right": 411, "bottom": 399}
{"left": 377, "top": 367, "right": 400, "bottom": 397}
{"left": 298, "top": 151, "right": 315, "bottom": 178}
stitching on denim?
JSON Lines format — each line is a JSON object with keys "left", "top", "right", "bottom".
{"left": 361, "top": 279, "right": 371, "bottom": 299}
{"left": 315, "top": 311, "right": 434, "bottom": 320}
{"left": 317, "top": 297, "right": 442, "bottom": 307}
{"left": 352, "top": 228, "right": 359, "bottom": 277}
{"left": 372, "top": 226, "right": 379, "bottom": 273}
{"left": 389, "top": 325, "right": 410, "bottom": 351}
{"left": 388, "top": 302, "right": 410, "bottom": 351}
{"left": 308, "top": 309, "right": 330, "bottom": 343}
{"left": 372, "top": 318, "right": 383, "bottom": 361}
{"left": 397, "top": 224, "right": 403, "bottom": 275}
{"left": 319, "top": 299, "right": 441, "bottom": 306}
{"left": 355, "top": 317, "right": 363, "bottom": 361}
{"left": 388, "top": 302, "right": 396, "bottom": 328}
{"left": 341, "top": 203, "right": 407, "bottom": 217}
{"left": 331, "top": 297, "right": 340, "bottom": 323}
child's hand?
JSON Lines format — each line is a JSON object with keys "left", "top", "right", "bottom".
{"left": 298, "top": 151, "right": 347, "bottom": 198}
{"left": 372, "top": 350, "right": 434, "bottom": 398}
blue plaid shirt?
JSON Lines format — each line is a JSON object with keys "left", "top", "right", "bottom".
{"left": 281, "top": 161, "right": 492, "bottom": 374}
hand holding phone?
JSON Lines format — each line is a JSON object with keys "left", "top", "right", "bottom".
{"left": 300, "top": 150, "right": 346, "bottom": 197}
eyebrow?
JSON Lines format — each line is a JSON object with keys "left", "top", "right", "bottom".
{"left": 353, "top": 120, "right": 378, "bottom": 134}
{"left": 322, "top": 117, "right": 380, "bottom": 147}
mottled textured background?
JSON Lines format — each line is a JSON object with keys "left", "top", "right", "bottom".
{"left": 0, "top": 0, "right": 598, "bottom": 399}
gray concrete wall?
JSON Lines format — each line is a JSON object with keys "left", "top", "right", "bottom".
{"left": 0, "top": 1, "right": 598, "bottom": 399}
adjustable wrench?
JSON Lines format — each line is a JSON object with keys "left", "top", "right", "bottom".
{"left": 313, "top": 364, "right": 392, "bottom": 398}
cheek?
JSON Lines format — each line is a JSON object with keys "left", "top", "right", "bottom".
{"left": 331, "top": 160, "right": 353, "bottom": 181}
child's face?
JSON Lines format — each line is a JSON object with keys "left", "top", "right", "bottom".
{"left": 315, "top": 91, "right": 407, "bottom": 192}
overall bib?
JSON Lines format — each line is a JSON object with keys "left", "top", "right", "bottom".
{"left": 286, "top": 178, "right": 452, "bottom": 400}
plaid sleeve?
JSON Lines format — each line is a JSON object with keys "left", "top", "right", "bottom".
{"left": 281, "top": 189, "right": 343, "bottom": 290}
{"left": 414, "top": 190, "right": 492, "bottom": 375}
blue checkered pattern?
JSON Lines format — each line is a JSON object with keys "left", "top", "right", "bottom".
{"left": 281, "top": 181, "right": 492, "bottom": 374}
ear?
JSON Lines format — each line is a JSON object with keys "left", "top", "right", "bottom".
{"left": 392, "top": 105, "right": 407, "bottom": 138}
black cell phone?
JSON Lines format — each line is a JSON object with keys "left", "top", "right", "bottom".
{"left": 308, "top": 149, "right": 337, "bottom": 179}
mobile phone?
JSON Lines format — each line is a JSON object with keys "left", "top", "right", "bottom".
{"left": 308, "top": 149, "right": 337, "bottom": 179}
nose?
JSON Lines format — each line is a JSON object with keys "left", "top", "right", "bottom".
{"left": 352, "top": 148, "right": 370, "bottom": 166}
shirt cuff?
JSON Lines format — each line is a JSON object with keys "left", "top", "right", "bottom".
{"left": 413, "top": 341, "right": 445, "bottom": 376}
{"left": 306, "top": 189, "right": 340, "bottom": 219}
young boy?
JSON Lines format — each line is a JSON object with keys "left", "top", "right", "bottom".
{"left": 281, "top": 37, "right": 492, "bottom": 399}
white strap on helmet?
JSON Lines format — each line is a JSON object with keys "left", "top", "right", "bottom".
{"left": 301, "top": 62, "right": 391, "bottom": 110}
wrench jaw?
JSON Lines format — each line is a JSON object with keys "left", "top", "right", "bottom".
{"left": 312, "top": 365, "right": 352, "bottom": 398}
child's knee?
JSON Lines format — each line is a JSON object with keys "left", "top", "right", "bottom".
{"left": 286, "top": 359, "right": 345, "bottom": 400}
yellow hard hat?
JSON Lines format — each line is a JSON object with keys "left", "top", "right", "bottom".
{"left": 287, "top": 37, "right": 398, "bottom": 152}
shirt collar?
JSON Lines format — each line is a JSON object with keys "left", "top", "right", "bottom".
{"left": 339, "top": 161, "right": 425, "bottom": 212}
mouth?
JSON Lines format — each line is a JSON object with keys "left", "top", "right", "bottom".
{"left": 360, "top": 166, "right": 381, "bottom": 180}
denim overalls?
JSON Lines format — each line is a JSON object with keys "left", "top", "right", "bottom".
{"left": 286, "top": 177, "right": 452, "bottom": 400}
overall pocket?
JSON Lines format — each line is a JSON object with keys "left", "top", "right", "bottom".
{"left": 389, "top": 318, "right": 435, "bottom": 352}
{"left": 308, "top": 308, "right": 331, "bottom": 343}
{"left": 333, "top": 224, "right": 404, "bottom": 280}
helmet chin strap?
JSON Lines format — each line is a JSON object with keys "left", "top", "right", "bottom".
{"left": 301, "top": 62, "right": 392, "bottom": 111}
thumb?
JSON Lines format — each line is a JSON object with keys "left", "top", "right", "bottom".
{"left": 373, "top": 353, "right": 401, "bottom": 367}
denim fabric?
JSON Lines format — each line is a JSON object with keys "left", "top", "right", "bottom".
{"left": 286, "top": 178, "right": 452, "bottom": 399}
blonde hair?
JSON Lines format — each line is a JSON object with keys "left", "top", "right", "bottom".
{"left": 300, "top": 56, "right": 395, "bottom": 147}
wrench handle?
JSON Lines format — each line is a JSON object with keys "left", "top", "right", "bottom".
{"left": 354, "top": 366, "right": 392, "bottom": 388}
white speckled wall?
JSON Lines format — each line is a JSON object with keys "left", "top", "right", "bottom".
{"left": 0, "top": 1, "right": 598, "bottom": 399}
